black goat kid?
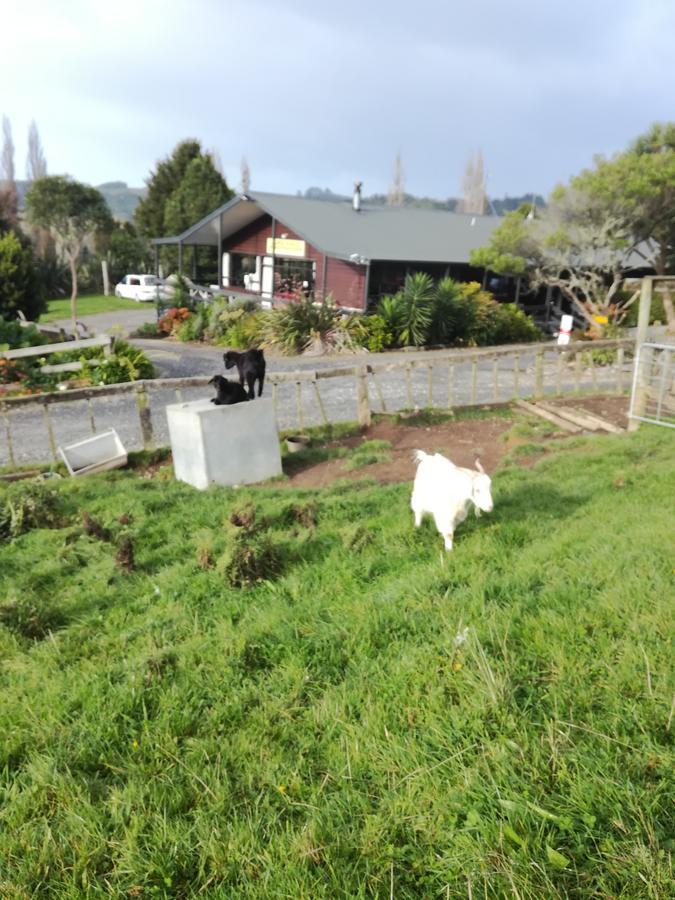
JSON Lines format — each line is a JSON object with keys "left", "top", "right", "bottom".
{"left": 208, "top": 375, "right": 249, "bottom": 405}
{"left": 223, "top": 349, "right": 265, "bottom": 400}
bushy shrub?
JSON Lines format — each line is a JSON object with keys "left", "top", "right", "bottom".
{"left": 158, "top": 306, "right": 191, "bottom": 335}
{"left": 370, "top": 277, "right": 541, "bottom": 350}
{"left": 0, "top": 318, "right": 49, "bottom": 351}
{"left": 621, "top": 292, "right": 667, "bottom": 327}
{"left": 85, "top": 340, "right": 155, "bottom": 384}
{"left": 492, "top": 302, "right": 543, "bottom": 344}
{"left": 176, "top": 304, "right": 210, "bottom": 342}
{"left": 261, "top": 294, "right": 353, "bottom": 355}
{"left": 0, "top": 230, "right": 47, "bottom": 321}
{"left": 351, "top": 314, "right": 395, "bottom": 352}
{"left": 0, "top": 481, "right": 65, "bottom": 543}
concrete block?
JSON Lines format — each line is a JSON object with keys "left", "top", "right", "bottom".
{"left": 166, "top": 397, "right": 282, "bottom": 490}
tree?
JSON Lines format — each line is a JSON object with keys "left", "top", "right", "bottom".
{"left": 163, "top": 154, "right": 232, "bottom": 236}
{"left": 25, "top": 176, "right": 112, "bottom": 325}
{"left": 240, "top": 156, "right": 251, "bottom": 194}
{"left": 100, "top": 221, "right": 151, "bottom": 283}
{"left": 135, "top": 140, "right": 233, "bottom": 277}
{"left": 471, "top": 124, "right": 675, "bottom": 331}
{"left": 0, "top": 115, "right": 17, "bottom": 229}
{"left": 387, "top": 152, "right": 405, "bottom": 207}
{"left": 572, "top": 122, "right": 675, "bottom": 276}
{"left": 26, "top": 120, "right": 47, "bottom": 181}
{"left": 0, "top": 229, "right": 46, "bottom": 321}
{"left": 134, "top": 139, "right": 204, "bottom": 238}
{"left": 471, "top": 190, "right": 644, "bottom": 329}
{"left": 459, "top": 151, "right": 487, "bottom": 215}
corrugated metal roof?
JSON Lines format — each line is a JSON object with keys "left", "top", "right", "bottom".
{"left": 153, "top": 191, "right": 501, "bottom": 264}
{"left": 251, "top": 192, "right": 500, "bottom": 263}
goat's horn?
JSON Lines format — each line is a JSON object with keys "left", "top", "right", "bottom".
{"left": 475, "top": 458, "right": 485, "bottom": 473}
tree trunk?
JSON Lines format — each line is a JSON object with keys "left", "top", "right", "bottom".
{"left": 68, "top": 254, "right": 79, "bottom": 328}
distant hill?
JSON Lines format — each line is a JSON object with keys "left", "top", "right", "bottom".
{"left": 16, "top": 180, "right": 145, "bottom": 222}
{"left": 96, "top": 181, "right": 146, "bottom": 221}
{"left": 302, "top": 186, "right": 545, "bottom": 215}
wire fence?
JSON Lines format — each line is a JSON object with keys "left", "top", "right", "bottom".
{"left": 0, "top": 338, "right": 634, "bottom": 468}
{"left": 629, "top": 342, "right": 675, "bottom": 429}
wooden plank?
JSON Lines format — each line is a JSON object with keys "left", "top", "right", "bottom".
{"left": 516, "top": 399, "right": 581, "bottom": 432}
{"left": 1, "top": 334, "right": 111, "bottom": 360}
{"left": 570, "top": 408, "right": 623, "bottom": 434}
{"left": 537, "top": 402, "right": 601, "bottom": 431}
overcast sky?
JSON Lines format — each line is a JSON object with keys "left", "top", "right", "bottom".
{"left": 2, "top": 0, "right": 674, "bottom": 201}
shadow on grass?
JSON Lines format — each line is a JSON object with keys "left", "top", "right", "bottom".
{"left": 491, "top": 481, "right": 591, "bottom": 527}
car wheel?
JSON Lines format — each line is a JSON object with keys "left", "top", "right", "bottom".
{"left": 115, "top": 288, "right": 122, "bottom": 298}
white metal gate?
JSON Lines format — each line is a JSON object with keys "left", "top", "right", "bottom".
{"left": 629, "top": 342, "right": 675, "bottom": 428}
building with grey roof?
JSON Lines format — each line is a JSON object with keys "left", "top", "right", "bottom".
{"left": 153, "top": 189, "right": 504, "bottom": 311}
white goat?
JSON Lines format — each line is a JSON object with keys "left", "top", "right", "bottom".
{"left": 411, "top": 450, "right": 493, "bottom": 551}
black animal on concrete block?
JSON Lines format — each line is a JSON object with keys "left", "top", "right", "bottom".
{"left": 208, "top": 375, "right": 249, "bottom": 406}
{"left": 223, "top": 349, "right": 266, "bottom": 399}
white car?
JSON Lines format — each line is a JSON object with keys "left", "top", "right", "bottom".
{"left": 115, "top": 274, "right": 172, "bottom": 302}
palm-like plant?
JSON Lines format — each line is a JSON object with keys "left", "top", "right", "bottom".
{"left": 397, "top": 272, "right": 434, "bottom": 346}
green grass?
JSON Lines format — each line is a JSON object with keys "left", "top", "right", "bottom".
{"left": 0, "top": 427, "right": 674, "bottom": 897}
{"left": 40, "top": 294, "right": 147, "bottom": 322}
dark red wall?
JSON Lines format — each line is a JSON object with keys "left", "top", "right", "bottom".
{"left": 223, "top": 214, "right": 367, "bottom": 310}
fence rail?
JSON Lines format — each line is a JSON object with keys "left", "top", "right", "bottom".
{"left": 0, "top": 338, "right": 634, "bottom": 468}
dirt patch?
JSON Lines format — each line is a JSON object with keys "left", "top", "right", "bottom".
{"left": 277, "top": 396, "right": 630, "bottom": 489}
{"left": 280, "top": 414, "right": 515, "bottom": 489}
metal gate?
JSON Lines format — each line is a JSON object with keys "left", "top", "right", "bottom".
{"left": 629, "top": 342, "right": 675, "bottom": 428}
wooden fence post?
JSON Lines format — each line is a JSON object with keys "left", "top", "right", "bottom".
{"left": 628, "top": 277, "right": 654, "bottom": 431}
{"left": 404, "top": 363, "right": 413, "bottom": 409}
{"left": 135, "top": 382, "right": 154, "bottom": 449}
{"left": 42, "top": 403, "right": 58, "bottom": 462}
{"left": 355, "top": 366, "right": 372, "bottom": 427}
{"left": 2, "top": 409, "right": 16, "bottom": 468}
{"left": 534, "top": 349, "right": 544, "bottom": 398}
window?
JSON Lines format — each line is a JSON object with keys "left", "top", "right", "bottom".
{"left": 230, "top": 254, "right": 258, "bottom": 288}
{"left": 274, "top": 258, "right": 315, "bottom": 298}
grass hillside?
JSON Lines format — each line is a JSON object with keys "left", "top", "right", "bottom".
{"left": 0, "top": 427, "right": 673, "bottom": 898}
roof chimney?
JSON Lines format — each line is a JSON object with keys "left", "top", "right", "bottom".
{"left": 353, "top": 180, "right": 362, "bottom": 212}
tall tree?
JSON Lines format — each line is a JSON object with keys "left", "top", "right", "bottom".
{"left": 163, "top": 155, "right": 232, "bottom": 236}
{"left": 240, "top": 156, "right": 251, "bottom": 194}
{"left": 0, "top": 115, "right": 17, "bottom": 229}
{"left": 470, "top": 190, "right": 647, "bottom": 329}
{"left": 25, "top": 176, "right": 113, "bottom": 326}
{"left": 572, "top": 121, "right": 675, "bottom": 275}
{"left": 387, "top": 152, "right": 405, "bottom": 207}
{"left": 26, "top": 120, "right": 48, "bottom": 181}
{"left": 459, "top": 150, "right": 487, "bottom": 215}
{"left": 134, "top": 139, "right": 203, "bottom": 239}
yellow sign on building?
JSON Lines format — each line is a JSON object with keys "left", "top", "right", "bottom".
{"left": 266, "top": 237, "right": 306, "bottom": 258}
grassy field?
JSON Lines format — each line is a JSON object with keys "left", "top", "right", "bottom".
{"left": 40, "top": 294, "right": 147, "bottom": 322}
{"left": 0, "top": 427, "right": 673, "bottom": 897}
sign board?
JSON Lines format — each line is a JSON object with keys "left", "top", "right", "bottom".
{"left": 265, "top": 237, "right": 306, "bottom": 258}
{"left": 557, "top": 314, "right": 573, "bottom": 346}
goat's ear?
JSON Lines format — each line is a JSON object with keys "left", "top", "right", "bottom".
{"left": 475, "top": 458, "right": 485, "bottom": 474}
{"left": 208, "top": 376, "right": 216, "bottom": 385}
